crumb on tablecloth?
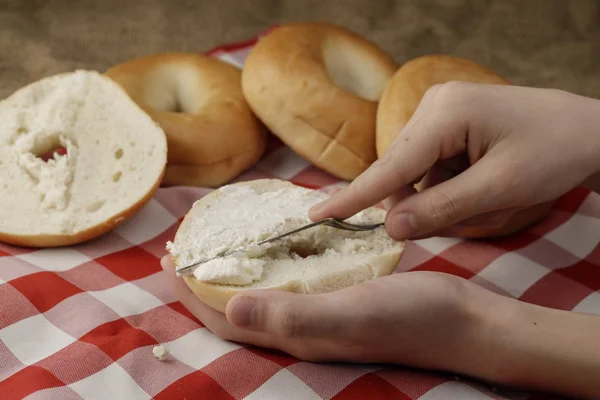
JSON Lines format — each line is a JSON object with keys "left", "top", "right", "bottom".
{"left": 153, "top": 345, "right": 169, "bottom": 361}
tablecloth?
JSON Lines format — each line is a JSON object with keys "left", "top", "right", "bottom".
{"left": 1, "top": 28, "right": 599, "bottom": 400}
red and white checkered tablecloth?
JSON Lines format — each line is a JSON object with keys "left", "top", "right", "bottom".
{"left": 2, "top": 28, "right": 600, "bottom": 400}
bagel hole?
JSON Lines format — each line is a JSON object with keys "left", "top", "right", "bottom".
{"left": 322, "top": 38, "right": 390, "bottom": 101}
{"left": 112, "top": 171, "right": 122, "bottom": 182}
{"left": 31, "top": 134, "right": 68, "bottom": 162}
{"left": 87, "top": 200, "right": 106, "bottom": 212}
{"left": 288, "top": 243, "right": 323, "bottom": 259}
{"left": 114, "top": 148, "right": 124, "bottom": 159}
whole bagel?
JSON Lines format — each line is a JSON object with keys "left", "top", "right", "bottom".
{"left": 105, "top": 53, "right": 267, "bottom": 187}
{"left": 376, "top": 54, "right": 509, "bottom": 157}
{"left": 241, "top": 22, "right": 398, "bottom": 181}
{"left": 377, "top": 55, "right": 554, "bottom": 238}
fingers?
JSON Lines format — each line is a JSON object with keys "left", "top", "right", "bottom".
{"left": 382, "top": 185, "right": 418, "bottom": 210}
{"left": 309, "top": 83, "right": 472, "bottom": 221}
{"left": 160, "top": 255, "right": 355, "bottom": 360}
{"left": 384, "top": 154, "right": 505, "bottom": 239}
{"left": 309, "top": 124, "right": 440, "bottom": 221}
{"left": 226, "top": 290, "right": 346, "bottom": 340}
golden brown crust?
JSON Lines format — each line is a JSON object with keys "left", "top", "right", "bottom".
{"left": 376, "top": 55, "right": 510, "bottom": 158}
{"left": 241, "top": 23, "right": 397, "bottom": 181}
{"left": 105, "top": 53, "right": 267, "bottom": 187}
{"left": 0, "top": 166, "right": 165, "bottom": 248}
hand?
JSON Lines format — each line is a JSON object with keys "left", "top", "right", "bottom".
{"left": 162, "top": 253, "right": 600, "bottom": 399}
{"left": 160, "top": 254, "right": 476, "bottom": 368}
{"left": 309, "top": 83, "right": 600, "bottom": 239}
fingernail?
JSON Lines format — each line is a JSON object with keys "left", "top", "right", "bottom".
{"left": 308, "top": 202, "right": 326, "bottom": 219}
{"left": 229, "top": 297, "right": 257, "bottom": 328}
{"left": 388, "top": 213, "right": 418, "bottom": 239}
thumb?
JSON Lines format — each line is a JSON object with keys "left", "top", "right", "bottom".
{"left": 385, "top": 155, "right": 505, "bottom": 239}
{"left": 225, "top": 290, "right": 345, "bottom": 339}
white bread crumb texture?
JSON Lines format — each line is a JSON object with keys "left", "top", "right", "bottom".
{"left": 0, "top": 70, "right": 167, "bottom": 236}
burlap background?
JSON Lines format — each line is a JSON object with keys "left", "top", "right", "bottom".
{"left": 0, "top": 0, "right": 598, "bottom": 100}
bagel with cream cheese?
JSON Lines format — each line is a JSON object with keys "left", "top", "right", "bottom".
{"left": 241, "top": 23, "right": 398, "bottom": 181}
{"left": 166, "top": 179, "right": 404, "bottom": 313}
{"left": 105, "top": 53, "right": 267, "bottom": 187}
{"left": 0, "top": 70, "right": 167, "bottom": 247}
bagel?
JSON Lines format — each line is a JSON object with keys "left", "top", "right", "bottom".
{"left": 166, "top": 179, "right": 404, "bottom": 313}
{"left": 241, "top": 23, "right": 398, "bottom": 181}
{"left": 376, "top": 54, "right": 509, "bottom": 157}
{"left": 0, "top": 70, "right": 167, "bottom": 247}
{"left": 105, "top": 53, "right": 267, "bottom": 187}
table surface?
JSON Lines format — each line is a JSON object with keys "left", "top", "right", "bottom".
{"left": 1, "top": 30, "right": 599, "bottom": 400}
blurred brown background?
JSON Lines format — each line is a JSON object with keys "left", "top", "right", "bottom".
{"left": 0, "top": 0, "right": 598, "bottom": 99}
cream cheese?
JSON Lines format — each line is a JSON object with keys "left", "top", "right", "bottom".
{"left": 192, "top": 254, "right": 266, "bottom": 285}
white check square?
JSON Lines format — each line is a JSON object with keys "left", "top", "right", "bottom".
{"left": 245, "top": 369, "right": 319, "bottom": 400}
{"left": 545, "top": 214, "right": 600, "bottom": 258}
{"left": 0, "top": 314, "right": 75, "bottom": 365}
{"left": 414, "top": 237, "right": 462, "bottom": 254}
{"left": 114, "top": 199, "right": 177, "bottom": 245}
{"left": 420, "top": 381, "right": 494, "bottom": 400}
{"left": 478, "top": 252, "right": 549, "bottom": 297}
{"left": 70, "top": 363, "right": 151, "bottom": 400}
{"left": 166, "top": 328, "right": 240, "bottom": 369}
{"left": 217, "top": 53, "right": 244, "bottom": 68}
{"left": 573, "top": 292, "right": 600, "bottom": 315}
{"left": 17, "top": 249, "right": 91, "bottom": 272}
{"left": 88, "top": 282, "right": 163, "bottom": 318}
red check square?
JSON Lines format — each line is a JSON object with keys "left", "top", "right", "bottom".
{"left": 520, "top": 271, "right": 595, "bottom": 311}
{"left": 411, "top": 255, "right": 475, "bottom": 280}
{"left": 154, "top": 370, "right": 235, "bottom": 400}
{"left": 557, "top": 259, "right": 600, "bottom": 291}
{"left": 10, "top": 272, "right": 83, "bottom": 313}
{"left": 96, "top": 246, "right": 162, "bottom": 282}
{"left": 0, "top": 365, "right": 63, "bottom": 400}
{"left": 332, "top": 372, "right": 411, "bottom": 400}
{"left": 79, "top": 318, "right": 158, "bottom": 361}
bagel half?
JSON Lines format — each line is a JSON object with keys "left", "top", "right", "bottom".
{"left": 0, "top": 70, "right": 167, "bottom": 247}
{"left": 241, "top": 23, "right": 398, "bottom": 181}
{"left": 376, "top": 54, "right": 510, "bottom": 157}
{"left": 167, "top": 179, "right": 404, "bottom": 313}
{"left": 105, "top": 53, "right": 267, "bottom": 188}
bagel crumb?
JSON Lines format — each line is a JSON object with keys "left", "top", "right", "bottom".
{"left": 153, "top": 345, "right": 169, "bottom": 361}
